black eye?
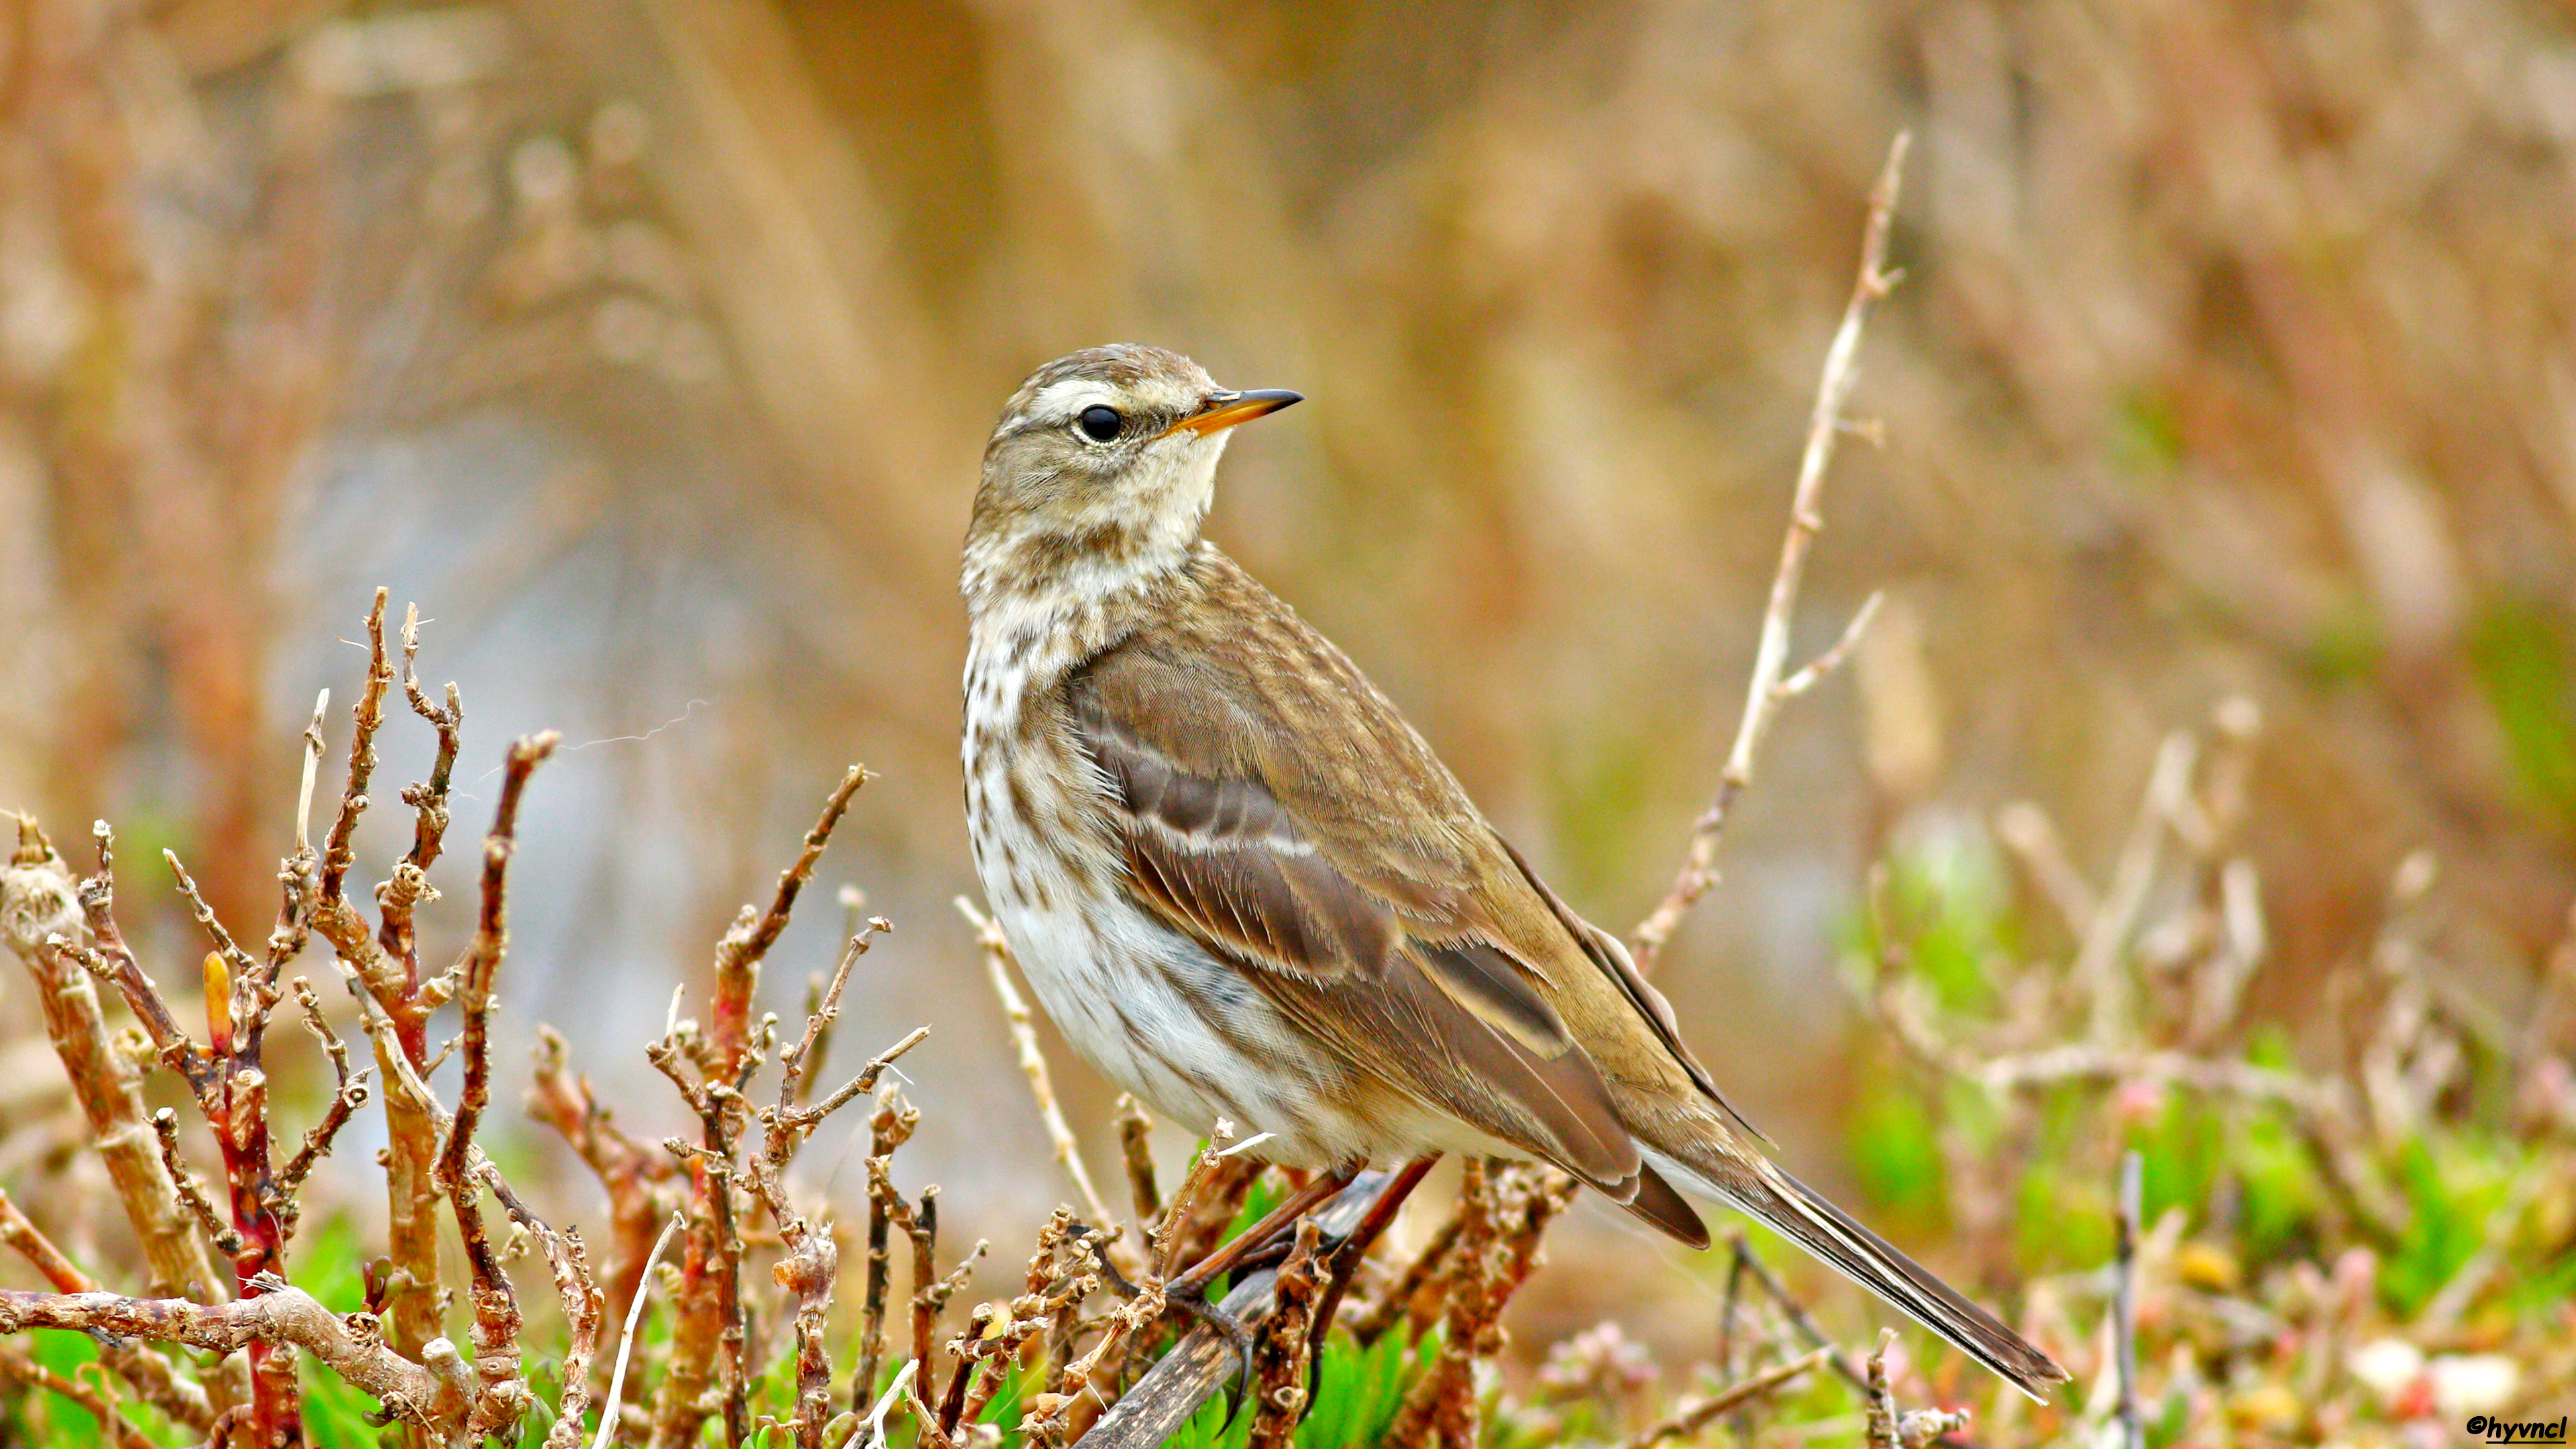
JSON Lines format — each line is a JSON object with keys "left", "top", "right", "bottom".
{"left": 1076, "top": 405, "right": 1122, "bottom": 443}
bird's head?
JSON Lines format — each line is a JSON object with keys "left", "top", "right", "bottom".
{"left": 965, "top": 344, "right": 1299, "bottom": 612}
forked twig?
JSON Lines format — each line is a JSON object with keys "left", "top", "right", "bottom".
{"left": 1633, "top": 131, "right": 1912, "bottom": 975}
{"left": 961, "top": 896, "right": 1134, "bottom": 1276}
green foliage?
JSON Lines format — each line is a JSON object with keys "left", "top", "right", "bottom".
{"left": 2379, "top": 1134, "right": 2517, "bottom": 1318}
{"left": 1845, "top": 1064, "right": 1948, "bottom": 1237}
{"left": 2470, "top": 600, "right": 2576, "bottom": 828}
{"left": 1855, "top": 828, "right": 2015, "bottom": 1015}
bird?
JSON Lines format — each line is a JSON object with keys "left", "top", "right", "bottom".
{"left": 959, "top": 342, "right": 2070, "bottom": 1402}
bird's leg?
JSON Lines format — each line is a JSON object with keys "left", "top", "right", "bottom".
{"left": 1155, "top": 1166, "right": 1356, "bottom": 1430}
{"left": 1162, "top": 1167, "right": 1354, "bottom": 1304}
{"left": 1303, "top": 1156, "right": 1440, "bottom": 1392}
{"left": 1072, "top": 1220, "right": 1266, "bottom": 1425}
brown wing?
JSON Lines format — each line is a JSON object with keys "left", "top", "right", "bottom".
{"left": 1062, "top": 557, "right": 1709, "bottom": 1244}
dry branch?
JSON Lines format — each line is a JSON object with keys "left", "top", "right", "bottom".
{"left": 441, "top": 732, "right": 558, "bottom": 1439}
{"left": 1, "top": 821, "right": 223, "bottom": 1304}
{"left": 0, "top": 1286, "right": 453, "bottom": 1428}
{"left": 0, "top": 1190, "right": 214, "bottom": 1431}
{"left": 851, "top": 1089, "right": 920, "bottom": 1415}
{"left": 1074, "top": 1171, "right": 1391, "bottom": 1448}
{"left": 1613, "top": 1347, "right": 1830, "bottom": 1449}
{"left": 2114, "top": 1150, "right": 2143, "bottom": 1449}
{"left": 964, "top": 896, "right": 1133, "bottom": 1276}
{"left": 1631, "top": 130, "right": 1911, "bottom": 975}
{"left": 529, "top": 1028, "right": 678, "bottom": 1328}
{"left": 0, "top": 1338, "right": 159, "bottom": 1449}
{"left": 1246, "top": 1218, "right": 1325, "bottom": 1449}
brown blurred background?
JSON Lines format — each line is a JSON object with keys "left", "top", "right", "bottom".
{"left": 3, "top": 0, "right": 2572, "bottom": 1355}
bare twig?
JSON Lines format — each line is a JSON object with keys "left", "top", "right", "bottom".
{"left": 528, "top": 1028, "right": 678, "bottom": 1328}
{"left": 751, "top": 992, "right": 924, "bottom": 1449}
{"left": 1631, "top": 131, "right": 1911, "bottom": 974}
{"left": 963, "top": 896, "right": 1133, "bottom": 1275}
{"left": 1, "top": 821, "right": 223, "bottom": 1302}
{"left": 278, "top": 979, "right": 371, "bottom": 1200}
{"left": 2114, "top": 1150, "right": 2143, "bottom": 1449}
{"left": 0, "top": 1286, "right": 453, "bottom": 1428}
{"left": 160, "top": 849, "right": 262, "bottom": 993}
{"left": 710, "top": 763, "right": 871, "bottom": 1074}
{"left": 1390, "top": 1159, "right": 1498, "bottom": 1448}
{"left": 318, "top": 589, "right": 394, "bottom": 912}
{"left": 1613, "top": 1347, "right": 1831, "bottom": 1449}
{"left": 0, "top": 1338, "right": 160, "bottom": 1449}
{"left": 851, "top": 1089, "right": 920, "bottom": 1413}
{"left": 595, "top": 1214, "right": 682, "bottom": 1449}
{"left": 1114, "top": 1095, "right": 1161, "bottom": 1231}
{"left": 486, "top": 1165, "right": 604, "bottom": 1449}
{"left": 150, "top": 1111, "right": 241, "bottom": 1257}
{"left": 0, "top": 1189, "right": 214, "bottom": 1431}
{"left": 1863, "top": 1327, "right": 1970, "bottom": 1449}
{"left": 1247, "top": 1218, "right": 1326, "bottom": 1449}
{"left": 1863, "top": 1329, "right": 1900, "bottom": 1449}
{"left": 441, "top": 733, "right": 558, "bottom": 1439}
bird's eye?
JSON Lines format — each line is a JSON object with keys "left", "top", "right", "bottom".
{"left": 1076, "top": 405, "right": 1122, "bottom": 443}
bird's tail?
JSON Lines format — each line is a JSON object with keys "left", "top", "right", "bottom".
{"left": 1648, "top": 1145, "right": 2072, "bottom": 1403}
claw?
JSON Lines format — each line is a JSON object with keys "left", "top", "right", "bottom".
{"left": 1165, "top": 1290, "right": 1258, "bottom": 1428}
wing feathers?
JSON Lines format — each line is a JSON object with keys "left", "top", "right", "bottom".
{"left": 1669, "top": 1147, "right": 2070, "bottom": 1402}
{"left": 1068, "top": 649, "right": 1659, "bottom": 1201}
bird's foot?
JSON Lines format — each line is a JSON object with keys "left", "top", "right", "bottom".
{"left": 1071, "top": 1221, "right": 1260, "bottom": 1425}
{"left": 1165, "top": 1288, "right": 1260, "bottom": 1427}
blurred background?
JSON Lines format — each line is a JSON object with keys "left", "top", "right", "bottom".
{"left": 3, "top": 0, "right": 2573, "bottom": 1370}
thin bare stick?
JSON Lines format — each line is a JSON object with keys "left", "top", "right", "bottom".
{"left": 0, "top": 1189, "right": 214, "bottom": 1431}
{"left": 440, "top": 733, "right": 558, "bottom": 1439}
{"left": 162, "top": 849, "right": 260, "bottom": 990}
{"left": 959, "top": 896, "right": 1132, "bottom": 1276}
{"left": 295, "top": 690, "right": 329, "bottom": 855}
{"left": 1632, "top": 131, "right": 1911, "bottom": 975}
{"left": 1115, "top": 1095, "right": 1161, "bottom": 1231}
{"left": 710, "top": 763, "right": 871, "bottom": 1073}
{"left": 594, "top": 1215, "right": 683, "bottom": 1449}
{"left": 150, "top": 1111, "right": 241, "bottom": 1256}
{"left": 482, "top": 1167, "right": 603, "bottom": 1449}
{"left": 1776, "top": 590, "right": 1885, "bottom": 699}
{"left": 1864, "top": 1329, "right": 1901, "bottom": 1449}
{"left": 0, "top": 1338, "right": 160, "bottom": 1449}
{"left": 797, "top": 1023, "right": 926, "bottom": 1127}
{"left": 278, "top": 979, "right": 372, "bottom": 1200}
{"left": 1613, "top": 1347, "right": 1830, "bottom": 1449}
{"left": 318, "top": 589, "right": 393, "bottom": 910}
{"left": 777, "top": 916, "right": 892, "bottom": 1110}
{"left": 851, "top": 1091, "right": 920, "bottom": 1414}
{"left": 2076, "top": 731, "right": 2198, "bottom": 1045}
{"left": 0, "top": 1286, "right": 451, "bottom": 1425}
{"left": 2114, "top": 1150, "right": 2143, "bottom": 1449}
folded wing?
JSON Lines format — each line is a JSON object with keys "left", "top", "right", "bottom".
{"left": 1068, "top": 623, "right": 1706, "bottom": 1244}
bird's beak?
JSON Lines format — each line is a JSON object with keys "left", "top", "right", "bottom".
{"left": 1163, "top": 388, "right": 1303, "bottom": 439}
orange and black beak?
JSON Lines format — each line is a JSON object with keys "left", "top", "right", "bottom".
{"left": 1164, "top": 388, "right": 1303, "bottom": 439}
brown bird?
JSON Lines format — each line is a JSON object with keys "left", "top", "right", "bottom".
{"left": 961, "top": 343, "right": 2070, "bottom": 1401}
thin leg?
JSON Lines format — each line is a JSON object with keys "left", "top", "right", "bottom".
{"left": 1304, "top": 1156, "right": 1440, "bottom": 1377}
{"left": 1164, "top": 1167, "right": 1354, "bottom": 1301}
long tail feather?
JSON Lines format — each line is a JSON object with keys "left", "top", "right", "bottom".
{"left": 1652, "top": 1148, "right": 2072, "bottom": 1402}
